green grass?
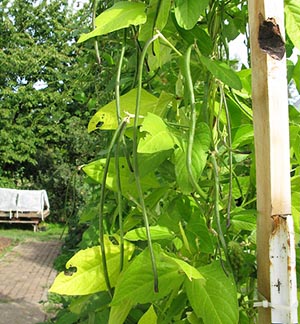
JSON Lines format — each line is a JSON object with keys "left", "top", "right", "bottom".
{"left": 0, "top": 222, "right": 66, "bottom": 243}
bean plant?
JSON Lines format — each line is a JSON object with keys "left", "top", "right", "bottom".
{"left": 49, "top": 1, "right": 300, "bottom": 323}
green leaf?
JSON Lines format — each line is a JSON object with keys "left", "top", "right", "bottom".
{"left": 78, "top": 2, "right": 146, "bottom": 43}
{"left": 139, "top": 0, "right": 171, "bottom": 42}
{"left": 138, "top": 113, "right": 177, "bottom": 153}
{"left": 111, "top": 244, "right": 184, "bottom": 305}
{"left": 69, "top": 295, "right": 91, "bottom": 315}
{"left": 154, "top": 91, "right": 174, "bottom": 117}
{"left": 290, "top": 125, "right": 300, "bottom": 154}
{"left": 49, "top": 237, "right": 135, "bottom": 295}
{"left": 298, "top": 289, "right": 300, "bottom": 320}
{"left": 174, "top": 147, "right": 191, "bottom": 193}
{"left": 108, "top": 299, "right": 133, "bottom": 324}
{"left": 199, "top": 56, "right": 242, "bottom": 90}
{"left": 175, "top": 23, "right": 213, "bottom": 56}
{"left": 148, "top": 42, "right": 173, "bottom": 70}
{"left": 292, "top": 57, "right": 300, "bottom": 92}
{"left": 231, "top": 124, "right": 254, "bottom": 149}
{"left": 227, "top": 93, "right": 253, "bottom": 126}
{"left": 165, "top": 255, "right": 205, "bottom": 281}
{"left": 236, "top": 69, "right": 252, "bottom": 97}
{"left": 139, "top": 0, "right": 172, "bottom": 69}
{"left": 162, "top": 291, "right": 188, "bottom": 323}
{"left": 69, "top": 292, "right": 111, "bottom": 317}
{"left": 175, "top": 123, "right": 211, "bottom": 194}
{"left": 186, "top": 311, "right": 203, "bottom": 324}
{"left": 124, "top": 225, "right": 175, "bottom": 241}
{"left": 138, "top": 305, "right": 157, "bottom": 324}
{"left": 55, "top": 312, "right": 79, "bottom": 324}
{"left": 292, "top": 191, "right": 300, "bottom": 233}
{"left": 185, "top": 262, "right": 239, "bottom": 324}
{"left": 291, "top": 173, "right": 300, "bottom": 193}
{"left": 296, "top": 248, "right": 300, "bottom": 287}
{"left": 158, "top": 196, "right": 191, "bottom": 232}
{"left": 285, "top": 0, "right": 300, "bottom": 50}
{"left": 88, "top": 89, "right": 172, "bottom": 131}
{"left": 174, "top": 0, "right": 209, "bottom": 30}
{"left": 82, "top": 157, "right": 160, "bottom": 199}
{"left": 138, "top": 150, "right": 173, "bottom": 178}
{"left": 186, "top": 212, "right": 214, "bottom": 253}
{"left": 230, "top": 209, "right": 257, "bottom": 233}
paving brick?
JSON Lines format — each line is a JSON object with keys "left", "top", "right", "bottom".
{"left": 0, "top": 240, "right": 61, "bottom": 323}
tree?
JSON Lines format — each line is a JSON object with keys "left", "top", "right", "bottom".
{"left": 0, "top": 0, "right": 115, "bottom": 220}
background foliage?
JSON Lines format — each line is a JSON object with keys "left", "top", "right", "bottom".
{"left": 0, "top": 0, "right": 114, "bottom": 221}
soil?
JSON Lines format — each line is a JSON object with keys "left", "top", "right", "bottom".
{"left": 0, "top": 237, "right": 13, "bottom": 254}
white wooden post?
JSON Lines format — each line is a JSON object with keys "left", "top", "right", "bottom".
{"left": 248, "top": 0, "right": 298, "bottom": 322}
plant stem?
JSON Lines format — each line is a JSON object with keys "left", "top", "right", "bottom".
{"left": 115, "top": 31, "right": 126, "bottom": 272}
{"left": 133, "top": 33, "right": 160, "bottom": 292}
{"left": 99, "top": 117, "right": 129, "bottom": 298}
{"left": 115, "top": 32, "right": 126, "bottom": 124}
{"left": 210, "top": 152, "right": 230, "bottom": 263}
{"left": 156, "top": 29, "right": 182, "bottom": 57}
{"left": 183, "top": 45, "right": 206, "bottom": 200}
{"left": 219, "top": 85, "right": 233, "bottom": 228}
{"left": 92, "top": 0, "right": 101, "bottom": 66}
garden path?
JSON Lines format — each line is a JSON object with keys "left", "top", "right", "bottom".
{"left": 0, "top": 240, "right": 61, "bottom": 324}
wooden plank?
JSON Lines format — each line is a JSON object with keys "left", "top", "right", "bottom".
{"left": 0, "top": 220, "right": 39, "bottom": 224}
{"left": 248, "top": 0, "right": 296, "bottom": 322}
{"left": 0, "top": 210, "right": 50, "bottom": 219}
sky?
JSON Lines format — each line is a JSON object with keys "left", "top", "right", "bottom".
{"left": 68, "top": 0, "right": 89, "bottom": 10}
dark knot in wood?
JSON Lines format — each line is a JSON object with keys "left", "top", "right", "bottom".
{"left": 258, "top": 14, "right": 285, "bottom": 60}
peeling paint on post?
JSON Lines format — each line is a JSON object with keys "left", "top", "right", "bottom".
{"left": 269, "top": 215, "right": 298, "bottom": 323}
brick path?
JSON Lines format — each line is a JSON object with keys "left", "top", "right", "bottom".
{"left": 0, "top": 240, "right": 61, "bottom": 324}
